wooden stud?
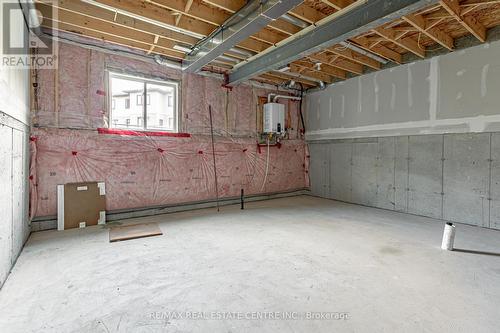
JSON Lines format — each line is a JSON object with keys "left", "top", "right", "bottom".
{"left": 38, "top": 0, "right": 199, "bottom": 45}
{"left": 373, "top": 26, "right": 425, "bottom": 58}
{"left": 42, "top": 19, "right": 185, "bottom": 59}
{"left": 290, "top": 63, "right": 334, "bottom": 83}
{"left": 403, "top": 13, "right": 454, "bottom": 50}
{"left": 289, "top": 3, "right": 327, "bottom": 24}
{"left": 147, "top": 35, "right": 160, "bottom": 54}
{"left": 308, "top": 52, "right": 363, "bottom": 75}
{"left": 327, "top": 45, "right": 382, "bottom": 70}
{"left": 440, "top": 0, "right": 487, "bottom": 42}
{"left": 351, "top": 36, "right": 403, "bottom": 64}
{"left": 297, "top": 58, "right": 347, "bottom": 79}
{"left": 319, "top": 0, "right": 355, "bottom": 11}
{"left": 90, "top": 0, "right": 289, "bottom": 51}
{"left": 40, "top": 7, "right": 185, "bottom": 57}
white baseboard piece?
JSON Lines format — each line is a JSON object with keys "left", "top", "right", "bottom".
{"left": 98, "top": 210, "right": 106, "bottom": 225}
{"left": 98, "top": 182, "right": 106, "bottom": 196}
{"left": 57, "top": 184, "right": 64, "bottom": 231}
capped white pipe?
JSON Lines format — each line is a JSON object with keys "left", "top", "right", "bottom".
{"left": 267, "top": 93, "right": 302, "bottom": 103}
{"left": 441, "top": 222, "right": 456, "bottom": 251}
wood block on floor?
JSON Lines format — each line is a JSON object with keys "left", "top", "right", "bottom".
{"left": 109, "top": 223, "right": 163, "bottom": 242}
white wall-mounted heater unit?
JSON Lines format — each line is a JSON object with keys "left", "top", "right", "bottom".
{"left": 263, "top": 103, "right": 285, "bottom": 134}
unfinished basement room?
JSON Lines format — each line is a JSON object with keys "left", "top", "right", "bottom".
{"left": 2, "top": 0, "right": 500, "bottom": 331}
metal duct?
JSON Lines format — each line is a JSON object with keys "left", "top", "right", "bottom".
{"left": 183, "top": 0, "right": 303, "bottom": 73}
{"left": 154, "top": 55, "right": 183, "bottom": 69}
{"left": 339, "top": 41, "right": 388, "bottom": 64}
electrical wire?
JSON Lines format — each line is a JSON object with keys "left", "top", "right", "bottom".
{"left": 260, "top": 137, "right": 271, "bottom": 192}
{"left": 333, "top": 42, "right": 350, "bottom": 51}
{"left": 297, "top": 83, "right": 306, "bottom": 134}
{"left": 417, "top": 32, "right": 444, "bottom": 52}
{"left": 208, "top": 105, "right": 220, "bottom": 212}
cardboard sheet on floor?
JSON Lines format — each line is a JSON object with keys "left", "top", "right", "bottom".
{"left": 109, "top": 223, "right": 163, "bottom": 242}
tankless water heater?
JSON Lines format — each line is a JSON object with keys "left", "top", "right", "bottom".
{"left": 263, "top": 103, "right": 285, "bottom": 134}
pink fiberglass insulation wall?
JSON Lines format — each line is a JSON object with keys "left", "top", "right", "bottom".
{"left": 30, "top": 42, "right": 309, "bottom": 218}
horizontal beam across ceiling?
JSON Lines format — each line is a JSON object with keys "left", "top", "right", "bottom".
{"left": 228, "top": 0, "right": 439, "bottom": 85}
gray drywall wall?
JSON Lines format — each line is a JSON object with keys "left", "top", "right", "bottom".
{"left": 0, "top": 3, "right": 31, "bottom": 287}
{"left": 309, "top": 133, "right": 500, "bottom": 230}
{"left": 306, "top": 39, "right": 500, "bottom": 140}
{"left": 0, "top": 121, "right": 30, "bottom": 287}
{"left": 305, "top": 38, "right": 500, "bottom": 230}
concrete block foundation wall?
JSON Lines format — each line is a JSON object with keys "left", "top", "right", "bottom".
{"left": 305, "top": 38, "right": 500, "bottom": 230}
{"left": 309, "top": 134, "right": 500, "bottom": 230}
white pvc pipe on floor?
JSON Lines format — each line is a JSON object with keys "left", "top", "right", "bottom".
{"left": 441, "top": 222, "right": 456, "bottom": 251}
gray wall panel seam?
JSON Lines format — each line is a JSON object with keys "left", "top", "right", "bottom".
{"left": 488, "top": 133, "right": 492, "bottom": 229}
{"left": 441, "top": 135, "right": 445, "bottom": 220}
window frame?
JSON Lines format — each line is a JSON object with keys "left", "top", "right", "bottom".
{"left": 108, "top": 71, "right": 179, "bottom": 132}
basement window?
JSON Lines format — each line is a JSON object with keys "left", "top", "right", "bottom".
{"left": 109, "top": 72, "right": 179, "bottom": 132}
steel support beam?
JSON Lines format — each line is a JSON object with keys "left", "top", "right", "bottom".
{"left": 182, "top": 0, "right": 303, "bottom": 73}
{"left": 228, "top": 0, "right": 438, "bottom": 85}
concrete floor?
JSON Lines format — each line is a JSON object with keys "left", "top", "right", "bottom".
{"left": 1, "top": 196, "right": 499, "bottom": 333}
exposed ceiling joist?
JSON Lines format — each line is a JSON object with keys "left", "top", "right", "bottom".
{"left": 373, "top": 26, "right": 426, "bottom": 58}
{"left": 90, "top": 0, "right": 291, "bottom": 47}
{"left": 350, "top": 36, "right": 403, "bottom": 63}
{"left": 43, "top": 19, "right": 185, "bottom": 59}
{"left": 82, "top": 0, "right": 212, "bottom": 37}
{"left": 155, "top": 0, "right": 291, "bottom": 45}
{"left": 150, "top": 0, "right": 225, "bottom": 26}
{"left": 38, "top": 0, "right": 199, "bottom": 46}
{"left": 289, "top": 3, "right": 328, "bottom": 24}
{"left": 201, "top": 0, "right": 303, "bottom": 35}
{"left": 298, "top": 58, "right": 347, "bottom": 79}
{"left": 440, "top": 0, "right": 487, "bottom": 42}
{"left": 290, "top": 63, "right": 335, "bottom": 84}
{"left": 174, "top": 0, "right": 194, "bottom": 26}
{"left": 320, "top": 0, "right": 355, "bottom": 11}
{"left": 38, "top": 5, "right": 186, "bottom": 56}
{"left": 327, "top": 45, "right": 382, "bottom": 70}
{"left": 402, "top": 13, "right": 454, "bottom": 50}
{"left": 202, "top": 0, "right": 241, "bottom": 12}
{"left": 36, "top": 0, "right": 500, "bottom": 90}
{"left": 310, "top": 51, "right": 363, "bottom": 75}
{"left": 228, "top": 0, "right": 437, "bottom": 85}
